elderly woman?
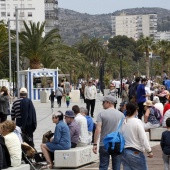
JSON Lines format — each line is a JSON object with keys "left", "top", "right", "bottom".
{"left": 40, "top": 111, "right": 71, "bottom": 169}
{"left": 0, "top": 86, "right": 10, "bottom": 123}
{"left": 0, "top": 120, "right": 21, "bottom": 167}
{"left": 143, "top": 100, "right": 160, "bottom": 130}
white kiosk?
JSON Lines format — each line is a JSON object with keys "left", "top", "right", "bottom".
{"left": 18, "top": 68, "right": 58, "bottom": 101}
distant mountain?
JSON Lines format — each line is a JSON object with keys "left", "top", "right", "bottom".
{"left": 58, "top": 7, "right": 170, "bottom": 45}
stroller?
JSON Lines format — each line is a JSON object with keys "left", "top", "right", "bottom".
{"left": 15, "top": 128, "right": 46, "bottom": 170}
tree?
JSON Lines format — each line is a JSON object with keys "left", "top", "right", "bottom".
{"left": 19, "top": 21, "right": 61, "bottom": 69}
{"left": 153, "top": 40, "right": 170, "bottom": 71}
{"left": 84, "top": 37, "right": 105, "bottom": 67}
{"left": 137, "top": 36, "right": 154, "bottom": 78}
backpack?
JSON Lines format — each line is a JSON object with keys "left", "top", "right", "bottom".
{"left": 128, "top": 82, "right": 138, "bottom": 100}
{"left": 151, "top": 106, "right": 162, "bottom": 121}
{"left": 103, "top": 118, "right": 125, "bottom": 155}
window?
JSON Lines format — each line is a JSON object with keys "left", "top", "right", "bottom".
{"left": 28, "top": 12, "right": 32, "bottom": 17}
{"left": 20, "top": 12, "right": 24, "bottom": 17}
{"left": 1, "top": 4, "right": 6, "bottom": 9}
{"left": 28, "top": 4, "right": 32, "bottom": 8}
{"left": 7, "top": 12, "right": 10, "bottom": 16}
{"left": 1, "top": 12, "right": 6, "bottom": 17}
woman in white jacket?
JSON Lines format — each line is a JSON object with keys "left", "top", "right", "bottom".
{"left": 121, "top": 102, "right": 153, "bottom": 170}
{"left": 0, "top": 120, "right": 21, "bottom": 167}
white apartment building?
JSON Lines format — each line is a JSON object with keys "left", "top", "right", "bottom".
{"left": 0, "top": 0, "right": 45, "bottom": 31}
{"left": 111, "top": 12, "right": 157, "bottom": 40}
{"left": 155, "top": 31, "right": 170, "bottom": 41}
{"left": 45, "top": 0, "right": 58, "bottom": 34}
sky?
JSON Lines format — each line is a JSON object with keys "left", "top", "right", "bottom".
{"left": 59, "top": 0, "right": 170, "bottom": 15}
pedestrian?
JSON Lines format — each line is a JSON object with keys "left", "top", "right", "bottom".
{"left": 40, "top": 111, "right": 71, "bottom": 169}
{"left": 64, "top": 79, "right": 71, "bottom": 95}
{"left": 55, "top": 84, "right": 63, "bottom": 108}
{"left": 65, "top": 93, "right": 71, "bottom": 108}
{"left": 121, "top": 102, "right": 153, "bottom": 170}
{"left": 72, "top": 105, "right": 89, "bottom": 146}
{"left": 136, "top": 78, "right": 148, "bottom": 120}
{"left": 49, "top": 91, "right": 55, "bottom": 108}
{"left": 0, "top": 86, "right": 10, "bottom": 123}
{"left": 64, "top": 110, "right": 80, "bottom": 148}
{"left": 108, "top": 84, "right": 118, "bottom": 108}
{"left": 84, "top": 80, "right": 97, "bottom": 117}
{"left": 161, "top": 117, "right": 170, "bottom": 170}
{"left": 93, "top": 95, "right": 124, "bottom": 170}
{"left": 11, "top": 87, "right": 37, "bottom": 147}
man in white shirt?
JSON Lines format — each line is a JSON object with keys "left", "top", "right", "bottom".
{"left": 72, "top": 105, "right": 89, "bottom": 146}
{"left": 84, "top": 80, "right": 97, "bottom": 117}
{"left": 115, "top": 79, "right": 121, "bottom": 98}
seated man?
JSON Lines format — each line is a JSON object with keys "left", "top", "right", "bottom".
{"left": 118, "top": 101, "right": 127, "bottom": 116}
{"left": 80, "top": 107, "right": 94, "bottom": 143}
{"left": 72, "top": 105, "right": 89, "bottom": 146}
{"left": 64, "top": 110, "right": 80, "bottom": 148}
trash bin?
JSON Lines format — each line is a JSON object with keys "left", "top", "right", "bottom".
{"left": 40, "top": 91, "right": 49, "bottom": 103}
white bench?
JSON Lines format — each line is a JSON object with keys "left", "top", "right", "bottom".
{"left": 54, "top": 145, "right": 99, "bottom": 168}
{"left": 2, "top": 164, "right": 30, "bottom": 170}
{"left": 150, "top": 127, "right": 166, "bottom": 140}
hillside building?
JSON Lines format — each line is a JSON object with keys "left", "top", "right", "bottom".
{"left": 45, "top": 0, "right": 59, "bottom": 34}
{"left": 155, "top": 31, "right": 170, "bottom": 41}
{"left": 0, "top": 0, "right": 45, "bottom": 31}
{"left": 111, "top": 12, "right": 157, "bottom": 40}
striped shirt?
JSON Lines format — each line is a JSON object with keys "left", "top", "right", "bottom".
{"left": 11, "top": 98, "right": 23, "bottom": 120}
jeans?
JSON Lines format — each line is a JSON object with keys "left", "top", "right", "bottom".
{"left": 99, "top": 146, "right": 121, "bottom": 170}
{"left": 122, "top": 148, "right": 148, "bottom": 170}
{"left": 163, "top": 153, "right": 170, "bottom": 170}
{"left": 66, "top": 101, "right": 70, "bottom": 107}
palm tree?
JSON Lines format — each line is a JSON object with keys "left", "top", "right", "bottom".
{"left": 137, "top": 36, "right": 154, "bottom": 78}
{"left": 153, "top": 40, "right": 170, "bottom": 71}
{"left": 19, "top": 21, "right": 60, "bottom": 69}
{"left": 84, "top": 37, "right": 105, "bottom": 67}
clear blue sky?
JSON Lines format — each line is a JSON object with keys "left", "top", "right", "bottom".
{"left": 59, "top": 0, "right": 170, "bottom": 14}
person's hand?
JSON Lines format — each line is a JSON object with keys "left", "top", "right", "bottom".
{"left": 93, "top": 145, "right": 97, "bottom": 154}
{"left": 147, "top": 152, "right": 153, "bottom": 158}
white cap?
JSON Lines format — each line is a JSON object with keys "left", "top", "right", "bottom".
{"left": 19, "top": 87, "right": 27, "bottom": 93}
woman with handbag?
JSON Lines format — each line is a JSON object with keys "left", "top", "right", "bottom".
{"left": 40, "top": 111, "right": 71, "bottom": 169}
{"left": 121, "top": 102, "right": 153, "bottom": 170}
{"left": 55, "top": 84, "right": 63, "bottom": 108}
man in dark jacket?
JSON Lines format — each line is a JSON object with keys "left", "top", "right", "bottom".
{"left": 11, "top": 87, "right": 37, "bottom": 147}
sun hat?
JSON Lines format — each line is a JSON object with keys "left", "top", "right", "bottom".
{"left": 19, "top": 87, "right": 27, "bottom": 93}
{"left": 143, "top": 100, "right": 153, "bottom": 107}
{"left": 153, "top": 96, "right": 160, "bottom": 104}
{"left": 65, "top": 110, "right": 75, "bottom": 118}
{"left": 101, "top": 95, "right": 116, "bottom": 104}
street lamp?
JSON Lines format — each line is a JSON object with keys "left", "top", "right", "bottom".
{"left": 99, "top": 58, "right": 105, "bottom": 95}
{"left": 15, "top": 7, "right": 35, "bottom": 97}
{"left": 119, "top": 53, "right": 123, "bottom": 96}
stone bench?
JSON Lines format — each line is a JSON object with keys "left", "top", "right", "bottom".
{"left": 150, "top": 127, "right": 166, "bottom": 140}
{"left": 54, "top": 145, "right": 99, "bottom": 168}
{"left": 2, "top": 164, "right": 30, "bottom": 170}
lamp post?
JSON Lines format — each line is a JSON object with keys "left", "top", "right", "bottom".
{"left": 119, "top": 53, "right": 123, "bottom": 96}
{"left": 15, "top": 7, "right": 35, "bottom": 97}
{"left": 99, "top": 58, "right": 105, "bottom": 95}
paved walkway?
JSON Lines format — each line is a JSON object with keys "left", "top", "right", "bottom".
{"left": 11, "top": 94, "right": 164, "bottom": 169}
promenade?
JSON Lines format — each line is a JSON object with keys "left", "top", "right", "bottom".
{"left": 11, "top": 94, "right": 164, "bottom": 169}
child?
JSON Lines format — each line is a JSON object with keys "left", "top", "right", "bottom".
{"left": 160, "top": 117, "right": 170, "bottom": 170}
{"left": 65, "top": 93, "right": 71, "bottom": 108}
{"left": 49, "top": 91, "right": 55, "bottom": 108}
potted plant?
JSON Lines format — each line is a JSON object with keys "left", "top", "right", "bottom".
{"left": 103, "top": 73, "right": 112, "bottom": 96}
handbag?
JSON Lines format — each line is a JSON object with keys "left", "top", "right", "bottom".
{"left": 42, "top": 130, "right": 54, "bottom": 143}
{"left": 103, "top": 118, "right": 124, "bottom": 155}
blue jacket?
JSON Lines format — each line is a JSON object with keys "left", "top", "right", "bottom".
{"left": 137, "top": 84, "right": 146, "bottom": 103}
{"left": 85, "top": 116, "right": 94, "bottom": 132}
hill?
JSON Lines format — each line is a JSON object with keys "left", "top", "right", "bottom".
{"left": 58, "top": 7, "right": 170, "bottom": 45}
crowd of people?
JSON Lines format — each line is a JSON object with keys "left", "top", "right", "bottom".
{"left": 1, "top": 73, "right": 170, "bottom": 170}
